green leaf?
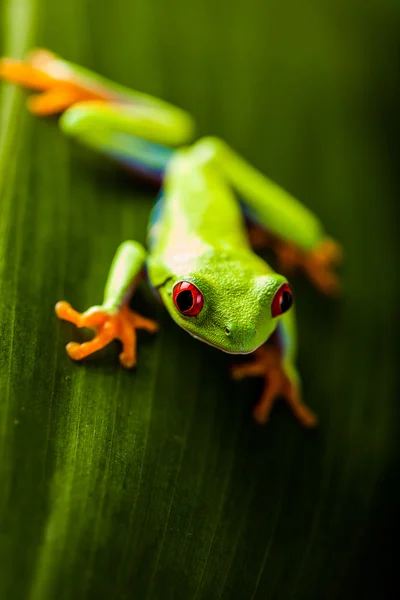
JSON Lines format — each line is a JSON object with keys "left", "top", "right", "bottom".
{"left": 0, "top": 0, "right": 398, "bottom": 598}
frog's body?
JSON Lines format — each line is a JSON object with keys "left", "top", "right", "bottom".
{"left": 148, "top": 142, "right": 290, "bottom": 355}
{"left": 0, "top": 49, "right": 342, "bottom": 426}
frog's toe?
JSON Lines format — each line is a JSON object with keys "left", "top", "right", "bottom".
{"left": 55, "top": 301, "right": 84, "bottom": 326}
{"left": 26, "top": 48, "right": 57, "bottom": 70}
{"left": 65, "top": 342, "right": 85, "bottom": 360}
{"left": 0, "top": 58, "right": 56, "bottom": 91}
{"left": 27, "top": 87, "right": 83, "bottom": 116}
{"left": 119, "top": 351, "right": 136, "bottom": 369}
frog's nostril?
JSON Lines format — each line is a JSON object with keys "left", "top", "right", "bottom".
{"left": 225, "top": 327, "right": 231, "bottom": 336}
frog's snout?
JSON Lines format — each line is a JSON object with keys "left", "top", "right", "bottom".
{"left": 223, "top": 322, "right": 257, "bottom": 351}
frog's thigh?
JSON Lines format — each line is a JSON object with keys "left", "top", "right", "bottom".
{"left": 59, "top": 101, "right": 174, "bottom": 177}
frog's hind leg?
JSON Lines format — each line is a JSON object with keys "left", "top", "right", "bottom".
{"left": 0, "top": 48, "right": 195, "bottom": 178}
{"left": 0, "top": 49, "right": 114, "bottom": 115}
{"left": 193, "top": 136, "right": 342, "bottom": 296}
{"left": 0, "top": 49, "right": 193, "bottom": 125}
{"left": 273, "top": 237, "right": 343, "bottom": 295}
{"left": 59, "top": 101, "right": 178, "bottom": 182}
{"left": 246, "top": 222, "right": 342, "bottom": 296}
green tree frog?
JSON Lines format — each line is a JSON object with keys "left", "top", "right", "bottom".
{"left": 0, "top": 49, "right": 342, "bottom": 427}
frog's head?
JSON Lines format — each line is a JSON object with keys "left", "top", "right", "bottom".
{"left": 158, "top": 257, "right": 294, "bottom": 354}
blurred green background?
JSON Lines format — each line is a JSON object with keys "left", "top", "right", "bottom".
{"left": 0, "top": 0, "right": 398, "bottom": 598}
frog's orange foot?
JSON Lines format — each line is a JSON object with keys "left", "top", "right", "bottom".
{"left": 0, "top": 50, "right": 108, "bottom": 116}
{"left": 0, "top": 56, "right": 90, "bottom": 116}
{"left": 55, "top": 301, "right": 158, "bottom": 368}
{"left": 26, "top": 48, "right": 58, "bottom": 70}
{"left": 231, "top": 346, "right": 317, "bottom": 428}
{"left": 276, "top": 238, "right": 343, "bottom": 296}
{"left": 247, "top": 224, "right": 275, "bottom": 249}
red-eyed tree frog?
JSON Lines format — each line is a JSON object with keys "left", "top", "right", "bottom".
{"left": 0, "top": 49, "right": 342, "bottom": 426}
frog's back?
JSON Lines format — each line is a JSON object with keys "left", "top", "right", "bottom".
{"left": 149, "top": 145, "right": 250, "bottom": 260}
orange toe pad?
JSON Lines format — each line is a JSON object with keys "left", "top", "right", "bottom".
{"left": 0, "top": 58, "right": 57, "bottom": 90}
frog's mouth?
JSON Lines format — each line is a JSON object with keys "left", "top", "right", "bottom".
{"left": 187, "top": 331, "right": 256, "bottom": 355}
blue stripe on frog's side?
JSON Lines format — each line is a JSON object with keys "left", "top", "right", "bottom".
{"left": 238, "top": 197, "right": 266, "bottom": 230}
{"left": 109, "top": 134, "right": 174, "bottom": 183}
{"left": 276, "top": 321, "right": 291, "bottom": 358}
{"left": 144, "top": 193, "right": 267, "bottom": 297}
{"left": 143, "top": 260, "right": 163, "bottom": 301}
{"left": 147, "top": 192, "right": 165, "bottom": 251}
{"left": 145, "top": 191, "right": 165, "bottom": 299}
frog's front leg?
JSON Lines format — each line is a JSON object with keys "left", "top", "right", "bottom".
{"left": 231, "top": 346, "right": 317, "bottom": 427}
{"left": 231, "top": 309, "right": 317, "bottom": 428}
{"left": 56, "top": 241, "right": 158, "bottom": 367}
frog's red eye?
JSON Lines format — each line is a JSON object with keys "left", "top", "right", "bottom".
{"left": 173, "top": 281, "right": 204, "bottom": 316}
{"left": 271, "top": 283, "right": 293, "bottom": 317}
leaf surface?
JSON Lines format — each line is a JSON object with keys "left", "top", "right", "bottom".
{"left": 0, "top": 1, "right": 398, "bottom": 598}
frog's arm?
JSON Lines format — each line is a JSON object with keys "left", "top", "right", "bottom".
{"left": 55, "top": 241, "right": 158, "bottom": 367}
{"left": 0, "top": 49, "right": 194, "bottom": 178}
{"left": 193, "top": 137, "right": 342, "bottom": 295}
{"left": 231, "top": 304, "right": 317, "bottom": 427}
{"left": 0, "top": 49, "right": 195, "bottom": 365}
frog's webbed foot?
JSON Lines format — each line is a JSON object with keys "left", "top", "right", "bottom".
{"left": 247, "top": 224, "right": 276, "bottom": 249}
{"left": 55, "top": 301, "right": 158, "bottom": 368}
{"left": 231, "top": 346, "right": 317, "bottom": 427}
{"left": 247, "top": 221, "right": 343, "bottom": 297}
{"left": 0, "top": 49, "right": 110, "bottom": 116}
{"left": 276, "top": 238, "right": 343, "bottom": 296}
{"left": 247, "top": 225, "right": 342, "bottom": 296}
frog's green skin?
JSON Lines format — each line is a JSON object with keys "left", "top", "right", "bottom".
{"left": 0, "top": 50, "right": 334, "bottom": 410}
{"left": 148, "top": 141, "right": 292, "bottom": 355}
